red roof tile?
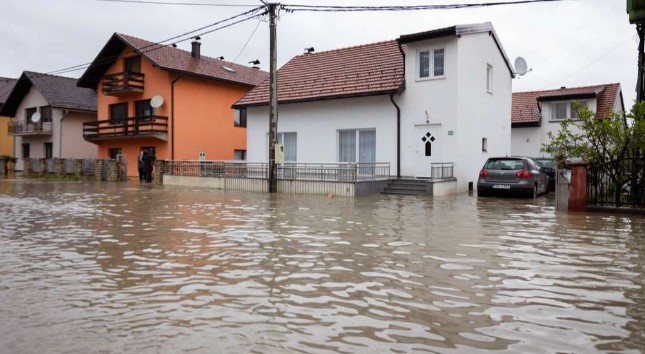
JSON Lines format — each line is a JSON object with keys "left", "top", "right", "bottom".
{"left": 233, "top": 40, "right": 404, "bottom": 107}
{"left": 78, "top": 33, "right": 268, "bottom": 89}
{"left": 512, "top": 83, "right": 622, "bottom": 126}
{"left": 117, "top": 34, "right": 268, "bottom": 87}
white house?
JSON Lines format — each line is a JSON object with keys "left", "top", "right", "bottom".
{"left": 0, "top": 71, "right": 98, "bottom": 170}
{"left": 234, "top": 23, "right": 514, "bottom": 193}
{"left": 511, "top": 83, "right": 624, "bottom": 157}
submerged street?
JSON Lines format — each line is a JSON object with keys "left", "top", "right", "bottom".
{"left": 0, "top": 179, "right": 643, "bottom": 353}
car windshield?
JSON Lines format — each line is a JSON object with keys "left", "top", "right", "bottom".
{"left": 535, "top": 159, "right": 556, "bottom": 169}
{"left": 484, "top": 159, "right": 526, "bottom": 170}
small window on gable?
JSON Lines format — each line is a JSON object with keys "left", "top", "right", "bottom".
{"left": 486, "top": 64, "right": 493, "bottom": 93}
{"left": 418, "top": 48, "right": 445, "bottom": 79}
{"left": 25, "top": 107, "right": 37, "bottom": 123}
{"left": 124, "top": 56, "right": 142, "bottom": 73}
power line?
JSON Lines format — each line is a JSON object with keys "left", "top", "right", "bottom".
{"left": 281, "top": 0, "right": 566, "bottom": 12}
{"left": 96, "top": 0, "right": 258, "bottom": 7}
{"left": 543, "top": 35, "right": 635, "bottom": 88}
{"left": 47, "top": 6, "right": 265, "bottom": 76}
{"left": 233, "top": 16, "right": 264, "bottom": 63}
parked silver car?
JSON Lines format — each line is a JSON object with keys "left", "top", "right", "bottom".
{"left": 477, "top": 157, "right": 549, "bottom": 198}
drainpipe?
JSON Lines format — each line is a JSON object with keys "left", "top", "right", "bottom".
{"left": 171, "top": 75, "right": 183, "bottom": 160}
{"left": 389, "top": 93, "right": 401, "bottom": 178}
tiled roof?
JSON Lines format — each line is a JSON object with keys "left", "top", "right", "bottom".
{"left": 118, "top": 33, "right": 269, "bottom": 87}
{"left": 24, "top": 72, "right": 97, "bottom": 111}
{"left": 512, "top": 83, "right": 622, "bottom": 126}
{"left": 0, "top": 72, "right": 97, "bottom": 117}
{"left": 78, "top": 33, "right": 268, "bottom": 89}
{"left": 0, "top": 77, "right": 17, "bottom": 107}
{"left": 233, "top": 40, "right": 405, "bottom": 107}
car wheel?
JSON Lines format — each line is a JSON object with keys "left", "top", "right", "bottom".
{"left": 477, "top": 190, "right": 486, "bottom": 197}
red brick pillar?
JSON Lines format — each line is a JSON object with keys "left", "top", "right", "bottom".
{"left": 566, "top": 160, "right": 588, "bottom": 212}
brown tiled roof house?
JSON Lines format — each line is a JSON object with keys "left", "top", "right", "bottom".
{"left": 512, "top": 83, "right": 624, "bottom": 127}
{"left": 233, "top": 40, "right": 405, "bottom": 108}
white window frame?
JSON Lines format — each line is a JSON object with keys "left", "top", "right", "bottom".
{"left": 266, "top": 132, "right": 297, "bottom": 162}
{"left": 416, "top": 47, "right": 446, "bottom": 81}
{"left": 550, "top": 100, "right": 592, "bottom": 121}
{"left": 486, "top": 64, "right": 493, "bottom": 94}
{"left": 337, "top": 128, "right": 376, "bottom": 163}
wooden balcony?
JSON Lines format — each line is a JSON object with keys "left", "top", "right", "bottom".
{"left": 83, "top": 116, "right": 168, "bottom": 142}
{"left": 101, "top": 71, "right": 145, "bottom": 95}
{"left": 8, "top": 121, "right": 53, "bottom": 136}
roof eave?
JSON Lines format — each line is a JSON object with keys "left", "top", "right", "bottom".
{"left": 164, "top": 68, "right": 261, "bottom": 88}
{"left": 232, "top": 88, "right": 402, "bottom": 109}
{"left": 537, "top": 93, "right": 597, "bottom": 102}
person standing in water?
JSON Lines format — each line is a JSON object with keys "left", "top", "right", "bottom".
{"left": 138, "top": 150, "right": 145, "bottom": 182}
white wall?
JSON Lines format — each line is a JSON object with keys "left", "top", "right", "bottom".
{"left": 455, "top": 31, "right": 513, "bottom": 191}
{"left": 247, "top": 95, "right": 398, "bottom": 172}
{"left": 397, "top": 36, "right": 459, "bottom": 178}
{"left": 511, "top": 99, "right": 598, "bottom": 158}
{"left": 61, "top": 112, "right": 98, "bottom": 159}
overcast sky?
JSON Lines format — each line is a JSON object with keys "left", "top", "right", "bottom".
{"left": 0, "top": 0, "right": 638, "bottom": 108}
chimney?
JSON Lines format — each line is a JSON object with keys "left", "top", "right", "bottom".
{"left": 191, "top": 40, "right": 201, "bottom": 59}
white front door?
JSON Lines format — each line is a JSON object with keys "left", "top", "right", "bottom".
{"left": 415, "top": 124, "right": 442, "bottom": 178}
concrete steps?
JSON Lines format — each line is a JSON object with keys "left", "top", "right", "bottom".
{"left": 382, "top": 179, "right": 429, "bottom": 195}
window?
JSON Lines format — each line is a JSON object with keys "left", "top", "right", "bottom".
{"left": 486, "top": 64, "right": 493, "bottom": 93}
{"left": 25, "top": 107, "right": 37, "bottom": 123}
{"left": 135, "top": 100, "right": 153, "bottom": 120}
{"left": 198, "top": 152, "right": 206, "bottom": 161}
{"left": 267, "top": 132, "right": 297, "bottom": 161}
{"left": 22, "top": 143, "right": 30, "bottom": 158}
{"left": 418, "top": 48, "right": 445, "bottom": 79}
{"left": 338, "top": 129, "right": 376, "bottom": 163}
{"left": 482, "top": 138, "right": 488, "bottom": 153}
{"left": 109, "top": 148, "right": 122, "bottom": 160}
{"left": 124, "top": 56, "right": 142, "bottom": 73}
{"left": 551, "top": 100, "right": 591, "bottom": 121}
{"left": 552, "top": 102, "right": 568, "bottom": 120}
{"left": 234, "top": 150, "right": 246, "bottom": 160}
{"left": 234, "top": 108, "right": 247, "bottom": 127}
{"left": 109, "top": 103, "right": 128, "bottom": 124}
{"left": 40, "top": 106, "right": 53, "bottom": 122}
{"left": 44, "top": 143, "right": 53, "bottom": 159}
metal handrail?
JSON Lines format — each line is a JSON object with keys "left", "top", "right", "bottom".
{"left": 8, "top": 121, "right": 53, "bottom": 135}
{"left": 164, "top": 160, "right": 391, "bottom": 182}
{"left": 83, "top": 116, "right": 168, "bottom": 140}
{"left": 431, "top": 162, "right": 454, "bottom": 180}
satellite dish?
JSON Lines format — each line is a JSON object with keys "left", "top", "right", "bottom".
{"left": 150, "top": 95, "right": 164, "bottom": 108}
{"left": 514, "top": 57, "right": 528, "bottom": 76}
{"left": 31, "top": 112, "right": 41, "bottom": 123}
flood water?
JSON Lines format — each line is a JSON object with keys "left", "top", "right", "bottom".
{"left": 0, "top": 179, "right": 643, "bottom": 353}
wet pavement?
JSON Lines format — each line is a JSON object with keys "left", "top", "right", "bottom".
{"left": 0, "top": 179, "right": 643, "bottom": 353}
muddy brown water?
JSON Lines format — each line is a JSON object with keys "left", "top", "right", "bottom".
{"left": 0, "top": 179, "right": 643, "bottom": 353}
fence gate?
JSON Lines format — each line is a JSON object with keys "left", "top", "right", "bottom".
{"left": 586, "top": 158, "right": 645, "bottom": 208}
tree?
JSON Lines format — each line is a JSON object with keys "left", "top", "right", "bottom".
{"left": 543, "top": 101, "right": 645, "bottom": 206}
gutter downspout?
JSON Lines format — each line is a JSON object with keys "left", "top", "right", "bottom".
{"left": 171, "top": 75, "right": 183, "bottom": 160}
{"left": 390, "top": 93, "right": 401, "bottom": 178}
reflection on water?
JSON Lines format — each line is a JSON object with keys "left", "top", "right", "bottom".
{"left": 0, "top": 179, "right": 643, "bottom": 353}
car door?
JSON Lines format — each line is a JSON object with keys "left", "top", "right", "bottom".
{"left": 527, "top": 158, "right": 546, "bottom": 193}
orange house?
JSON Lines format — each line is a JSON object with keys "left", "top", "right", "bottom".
{"left": 77, "top": 33, "right": 268, "bottom": 177}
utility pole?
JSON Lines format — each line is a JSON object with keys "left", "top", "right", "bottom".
{"left": 267, "top": 2, "right": 279, "bottom": 193}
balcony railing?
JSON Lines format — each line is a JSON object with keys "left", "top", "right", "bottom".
{"left": 431, "top": 162, "right": 454, "bottom": 180}
{"left": 83, "top": 116, "right": 168, "bottom": 141}
{"left": 8, "top": 121, "right": 53, "bottom": 135}
{"left": 102, "top": 71, "right": 145, "bottom": 95}
{"left": 164, "top": 161, "right": 391, "bottom": 182}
